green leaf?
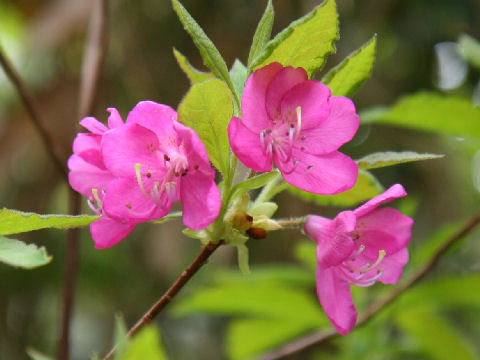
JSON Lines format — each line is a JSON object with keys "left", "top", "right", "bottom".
{"left": 230, "top": 59, "right": 248, "bottom": 101}
{"left": 252, "top": 0, "right": 338, "bottom": 78}
{"left": 171, "top": 0, "right": 239, "bottom": 107}
{"left": 0, "top": 236, "right": 52, "bottom": 269}
{"left": 172, "top": 48, "right": 214, "bottom": 84}
{"left": 0, "top": 208, "right": 98, "bottom": 235}
{"left": 118, "top": 326, "right": 167, "bottom": 360}
{"left": 396, "top": 310, "right": 476, "bottom": 360}
{"left": 113, "top": 314, "right": 129, "bottom": 360}
{"left": 356, "top": 151, "right": 444, "bottom": 170}
{"left": 322, "top": 35, "right": 376, "bottom": 97}
{"left": 361, "top": 92, "right": 480, "bottom": 138}
{"left": 247, "top": 0, "right": 274, "bottom": 69}
{"left": 26, "top": 348, "right": 54, "bottom": 360}
{"left": 287, "top": 170, "right": 384, "bottom": 207}
{"left": 178, "top": 79, "right": 233, "bottom": 177}
{"left": 230, "top": 170, "right": 280, "bottom": 202}
{"left": 458, "top": 33, "right": 480, "bottom": 70}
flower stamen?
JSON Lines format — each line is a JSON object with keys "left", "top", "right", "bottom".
{"left": 134, "top": 163, "right": 150, "bottom": 198}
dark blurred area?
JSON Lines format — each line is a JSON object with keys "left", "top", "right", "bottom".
{"left": 1, "top": 0, "right": 479, "bottom": 359}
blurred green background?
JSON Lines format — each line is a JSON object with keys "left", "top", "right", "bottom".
{"left": 1, "top": 0, "right": 480, "bottom": 359}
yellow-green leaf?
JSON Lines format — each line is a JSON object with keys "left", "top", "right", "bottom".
{"left": 253, "top": 0, "right": 338, "bottom": 78}
{"left": 0, "top": 208, "right": 98, "bottom": 235}
{"left": 357, "top": 151, "right": 444, "bottom": 170}
{"left": 361, "top": 92, "right": 480, "bottom": 138}
{"left": 177, "top": 79, "right": 233, "bottom": 176}
{"left": 322, "top": 35, "right": 376, "bottom": 97}
{"left": 172, "top": 48, "right": 214, "bottom": 85}
{"left": 0, "top": 236, "right": 52, "bottom": 269}
{"left": 287, "top": 170, "right": 384, "bottom": 207}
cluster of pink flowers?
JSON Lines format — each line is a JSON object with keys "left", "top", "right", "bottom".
{"left": 68, "top": 101, "right": 220, "bottom": 249}
{"left": 69, "top": 63, "right": 413, "bottom": 335}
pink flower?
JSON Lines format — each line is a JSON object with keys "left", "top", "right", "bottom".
{"left": 304, "top": 184, "right": 413, "bottom": 334}
{"left": 68, "top": 108, "right": 138, "bottom": 249}
{"left": 228, "top": 62, "right": 359, "bottom": 194}
{"left": 101, "top": 101, "right": 221, "bottom": 232}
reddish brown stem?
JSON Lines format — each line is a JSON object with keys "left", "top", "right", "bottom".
{"left": 0, "top": 47, "right": 67, "bottom": 180}
{"left": 58, "top": 1, "right": 109, "bottom": 360}
{"left": 103, "top": 241, "right": 224, "bottom": 360}
{"left": 254, "top": 212, "right": 480, "bottom": 360}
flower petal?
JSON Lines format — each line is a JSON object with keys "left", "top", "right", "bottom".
{"left": 174, "top": 121, "right": 215, "bottom": 171}
{"left": 107, "top": 107, "right": 124, "bottom": 128}
{"left": 280, "top": 151, "right": 358, "bottom": 195}
{"left": 279, "top": 80, "right": 331, "bottom": 130}
{"left": 228, "top": 116, "right": 272, "bottom": 172}
{"left": 242, "top": 62, "right": 283, "bottom": 132}
{"left": 295, "top": 96, "right": 359, "bottom": 154}
{"left": 90, "top": 217, "right": 136, "bottom": 249}
{"left": 313, "top": 211, "right": 357, "bottom": 268}
{"left": 357, "top": 207, "right": 413, "bottom": 254}
{"left": 126, "top": 101, "right": 177, "bottom": 140}
{"left": 72, "top": 133, "right": 105, "bottom": 170}
{"left": 266, "top": 66, "right": 308, "bottom": 121}
{"left": 102, "top": 123, "right": 162, "bottom": 178}
{"left": 316, "top": 266, "right": 357, "bottom": 335}
{"left": 354, "top": 184, "right": 407, "bottom": 218}
{"left": 102, "top": 178, "right": 169, "bottom": 221}
{"left": 378, "top": 248, "right": 409, "bottom": 284}
{"left": 80, "top": 117, "right": 108, "bottom": 135}
{"left": 181, "top": 172, "right": 221, "bottom": 230}
{"left": 68, "top": 154, "right": 114, "bottom": 197}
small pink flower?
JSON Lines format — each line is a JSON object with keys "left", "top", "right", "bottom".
{"left": 101, "top": 101, "right": 221, "bottom": 231}
{"left": 304, "top": 184, "right": 413, "bottom": 334}
{"left": 68, "top": 108, "right": 138, "bottom": 249}
{"left": 228, "top": 62, "right": 359, "bottom": 194}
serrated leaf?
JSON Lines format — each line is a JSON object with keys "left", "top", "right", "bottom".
{"left": 178, "top": 79, "right": 233, "bottom": 177}
{"left": 230, "top": 170, "right": 280, "bottom": 202}
{"left": 458, "top": 33, "right": 480, "bottom": 70}
{"left": 0, "top": 236, "right": 52, "bottom": 269}
{"left": 287, "top": 170, "right": 384, "bottom": 207}
{"left": 252, "top": 0, "right": 338, "bottom": 78}
{"left": 230, "top": 59, "right": 248, "bottom": 101}
{"left": 0, "top": 208, "right": 98, "bottom": 235}
{"left": 247, "top": 0, "right": 274, "bottom": 69}
{"left": 357, "top": 151, "right": 444, "bottom": 170}
{"left": 322, "top": 35, "right": 376, "bottom": 97}
{"left": 361, "top": 92, "right": 480, "bottom": 138}
{"left": 172, "top": 48, "right": 214, "bottom": 84}
{"left": 396, "top": 311, "right": 476, "bottom": 360}
{"left": 117, "top": 326, "right": 166, "bottom": 360}
{"left": 171, "top": 0, "right": 239, "bottom": 107}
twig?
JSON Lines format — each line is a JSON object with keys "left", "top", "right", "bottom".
{"left": 254, "top": 212, "right": 480, "bottom": 360}
{"left": 0, "top": 47, "right": 67, "bottom": 180}
{"left": 103, "top": 241, "right": 224, "bottom": 360}
{"left": 58, "top": 1, "right": 109, "bottom": 360}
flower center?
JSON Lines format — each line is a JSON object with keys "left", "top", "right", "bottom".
{"left": 133, "top": 149, "right": 191, "bottom": 207}
{"left": 339, "top": 245, "right": 387, "bottom": 287}
{"left": 259, "top": 106, "right": 309, "bottom": 173}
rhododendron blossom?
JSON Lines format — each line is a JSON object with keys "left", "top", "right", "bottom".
{"left": 304, "top": 184, "right": 413, "bottom": 334}
{"left": 228, "top": 62, "right": 359, "bottom": 194}
{"left": 68, "top": 108, "right": 138, "bottom": 249}
{"left": 68, "top": 101, "right": 221, "bottom": 249}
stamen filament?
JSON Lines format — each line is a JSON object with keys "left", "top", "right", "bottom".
{"left": 295, "top": 106, "right": 302, "bottom": 141}
{"left": 134, "top": 163, "right": 150, "bottom": 198}
{"left": 361, "top": 250, "right": 386, "bottom": 273}
{"left": 91, "top": 188, "right": 102, "bottom": 208}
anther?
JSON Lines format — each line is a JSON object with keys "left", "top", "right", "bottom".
{"left": 194, "top": 164, "right": 199, "bottom": 170}
{"left": 146, "top": 171, "right": 152, "bottom": 178}
{"left": 164, "top": 154, "right": 170, "bottom": 161}
{"left": 361, "top": 250, "right": 386, "bottom": 273}
{"left": 125, "top": 202, "right": 132, "bottom": 209}
{"left": 306, "top": 164, "right": 313, "bottom": 173}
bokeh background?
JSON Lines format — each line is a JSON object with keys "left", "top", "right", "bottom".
{"left": 1, "top": 0, "right": 480, "bottom": 359}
